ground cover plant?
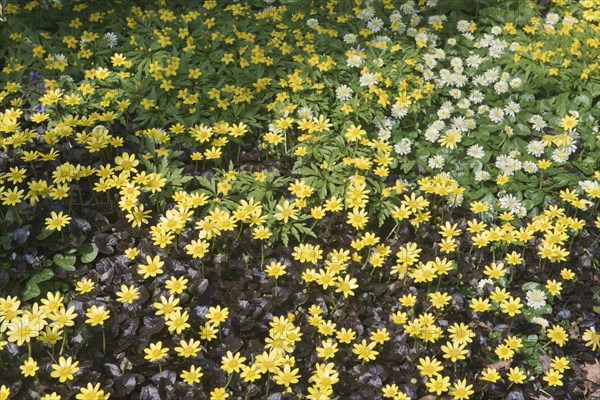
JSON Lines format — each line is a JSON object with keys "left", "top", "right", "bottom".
{"left": 0, "top": 0, "right": 600, "bottom": 398}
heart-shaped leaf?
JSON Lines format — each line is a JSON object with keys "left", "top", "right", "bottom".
{"left": 53, "top": 254, "right": 76, "bottom": 271}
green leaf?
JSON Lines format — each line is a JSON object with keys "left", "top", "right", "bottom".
{"left": 22, "top": 268, "right": 54, "bottom": 301}
{"left": 79, "top": 243, "right": 99, "bottom": 263}
{"left": 522, "top": 282, "right": 541, "bottom": 292}
{"left": 37, "top": 228, "right": 54, "bottom": 241}
{"left": 53, "top": 254, "right": 76, "bottom": 271}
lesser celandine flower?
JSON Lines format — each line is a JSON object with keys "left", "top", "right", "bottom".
{"left": 85, "top": 305, "right": 110, "bottom": 326}
{"left": 45, "top": 211, "right": 71, "bottom": 231}
{"left": 50, "top": 356, "right": 80, "bottom": 382}
{"left": 144, "top": 341, "right": 169, "bottom": 363}
{"left": 75, "top": 383, "right": 110, "bottom": 400}
{"left": 352, "top": 339, "right": 378, "bottom": 362}
{"left": 20, "top": 357, "right": 39, "bottom": 377}
{"left": 75, "top": 278, "right": 95, "bottom": 294}
{"left": 0, "top": 386, "right": 10, "bottom": 400}
{"left": 210, "top": 387, "right": 229, "bottom": 400}
{"left": 221, "top": 351, "right": 246, "bottom": 374}
{"left": 547, "top": 325, "right": 569, "bottom": 347}
{"left": 481, "top": 367, "right": 500, "bottom": 382}
{"left": 205, "top": 305, "right": 229, "bottom": 326}
{"left": 180, "top": 365, "right": 203, "bottom": 385}
{"left": 115, "top": 284, "right": 140, "bottom": 304}
{"left": 507, "top": 367, "right": 527, "bottom": 384}
{"left": 426, "top": 374, "right": 450, "bottom": 395}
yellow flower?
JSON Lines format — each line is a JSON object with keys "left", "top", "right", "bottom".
{"left": 274, "top": 364, "right": 300, "bottom": 392}
{"left": 560, "top": 114, "right": 578, "bottom": 130}
{"left": 205, "top": 305, "right": 229, "bottom": 326}
{"left": 40, "top": 393, "right": 61, "bottom": 400}
{"left": 210, "top": 387, "right": 229, "bottom": 400}
{"left": 440, "top": 341, "right": 468, "bottom": 362}
{"left": 175, "top": 338, "right": 201, "bottom": 358}
{"left": 85, "top": 305, "right": 110, "bottom": 326}
{"left": 507, "top": 366, "right": 526, "bottom": 384}
{"left": 20, "top": 357, "right": 39, "bottom": 377}
{"left": 417, "top": 356, "right": 443, "bottom": 378}
{"left": 543, "top": 369, "right": 563, "bottom": 387}
{"left": 75, "top": 279, "right": 95, "bottom": 294}
{"left": 500, "top": 296, "right": 523, "bottom": 316}
{"left": 50, "top": 356, "right": 80, "bottom": 382}
{"left": 547, "top": 325, "right": 568, "bottom": 347}
{"left": 265, "top": 261, "right": 287, "bottom": 279}
{"left": 221, "top": 351, "right": 246, "bottom": 374}
{"left": 115, "top": 285, "right": 140, "bottom": 304}
{"left": 426, "top": 374, "right": 450, "bottom": 395}
{"left": 180, "top": 365, "right": 203, "bottom": 385}
{"left": 165, "top": 276, "right": 188, "bottom": 295}
{"left": 450, "top": 379, "right": 474, "bottom": 400}
{"left": 352, "top": 339, "right": 378, "bottom": 362}
{"left": 336, "top": 327, "right": 356, "bottom": 344}
{"left": 75, "top": 383, "right": 110, "bottom": 400}
{"left": 137, "top": 255, "right": 164, "bottom": 279}
{"left": 144, "top": 341, "right": 169, "bottom": 363}
{"left": 481, "top": 367, "right": 500, "bottom": 382}
{"left": 45, "top": 211, "right": 71, "bottom": 231}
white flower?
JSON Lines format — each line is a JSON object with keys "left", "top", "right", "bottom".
{"left": 391, "top": 104, "right": 408, "bottom": 119}
{"left": 467, "top": 144, "right": 485, "bottom": 159}
{"left": 359, "top": 72, "right": 377, "bottom": 87}
{"left": 447, "top": 89, "right": 460, "bottom": 100}
{"left": 484, "top": 68, "right": 500, "bottom": 83}
{"left": 424, "top": 128, "right": 440, "bottom": 142}
{"left": 546, "top": 13, "right": 560, "bottom": 25}
{"left": 373, "top": 57, "right": 384, "bottom": 68}
{"left": 499, "top": 193, "right": 522, "bottom": 214}
{"left": 494, "top": 80, "right": 509, "bottom": 94}
{"left": 457, "top": 98, "right": 471, "bottom": 109}
{"left": 475, "top": 170, "right": 490, "bottom": 181}
{"left": 358, "top": 6, "right": 375, "bottom": 20}
{"left": 466, "top": 54, "right": 484, "bottom": 69}
{"left": 496, "top": 154, "right": 522, "bottom": 175}
{"left": 423, "top": 54, "right": 437, "bottom": 68}
{"left": 306, "top": 18, "right": 319, "bottom": 29}
{"left": 477, "top": 278, "right": 495, "bottom": 292}
{"left": 390, "top": 11, "right": 402, "bottom": 24}
{"left": 488, "top": 107, "right": 505, "bottom": 123}
{"left": 532, "top": 316, "right": 549, "bottom": 329}
{"left": 343, "top": 34, "right": 357, "bottom": 44}
{"left": 103, "top": 32, "right": 118, "bottom": 48}
{"left": 509, "top": 78, "right": 522, "bottom": 89}
{"left": 551, "top": 148, "right": 570, "bottom": 163}
{"left": 527, "top": 140, "right": 546, "bottom": 157}
{"left": 504, "top": 101, "right": 521, "bottom": 117}
{"left": 469, "top": 90, "right": 485, "bottom": 104}
{"left": 457, "top": 20, "right": 470, "bottom": 33}
{"left": 297, "top": 107, "right": 313, "bottom": 119}
{"left": 523, "top": 161, "right": 538, "bottom": 173}
{"left": 347, "top": 54, "right": 364, "bottom": 68}
{"left": 447, "top": 38, "right": 456, "bottom": 46}
{"left": 428, "top": 155, "right": 445, "bottom": 169}
{"left": 529, "top": 115, "right": 547, "bottom": 131}
{"left": 526, "top": 289, "right": 547, "bottom": 309}
{"left": 335, "top": 85, "right": 353, "bottom": 102}
{"left": 367, "top": 17, "right": 384, "bottom": 32}
{"left": 394, "top": 138, "right": 412, "bottom": 155}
